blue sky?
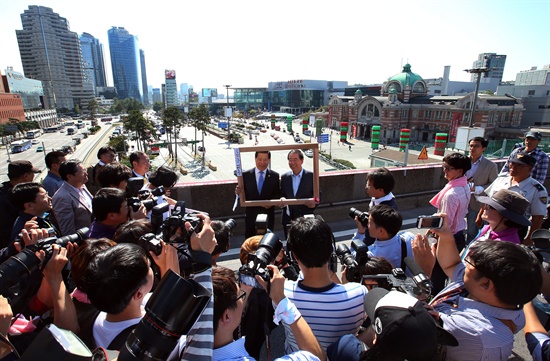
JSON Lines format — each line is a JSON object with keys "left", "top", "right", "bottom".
{"left": 1, "top": 0, "right": 549, "bottom": 94}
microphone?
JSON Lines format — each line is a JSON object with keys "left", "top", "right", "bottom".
{"left": 404, "top": 257, "right": 433, "bottom": 295}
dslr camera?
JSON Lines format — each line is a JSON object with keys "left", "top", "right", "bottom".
{"left": 239, "top": 232, "right": 283, "bottom": 285}
{"left": 335, "top": 239, "right": 369, "bottom": 282}
{"left": 349, "top": 207, "right": 369, "bottom": 227}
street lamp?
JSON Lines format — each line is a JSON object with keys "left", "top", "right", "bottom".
{"left": 464, "top": 65, "right": 491, "bottom": 128}
{"left": 224, "top": 85, "right": 232, "bottom": 148}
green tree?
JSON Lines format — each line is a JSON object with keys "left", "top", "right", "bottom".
{"left": 162, "top": 106, "right": 183, "bottom": 156}
{"left": 123, "top": 110, "right": 154, "bottom": 151}
{"left": 189, "top": 104, "right": 211, "bottom": 160}
{"left": 87, "top": 99, "right": 99, "bottom": 120}
{"left": 108, "top": 135, "right": 129, "bottom": 153}
{"left": 74, "top": 104, "right": 81, "bottom": 115}
{"left": 153, "top": 102, "right": 163, "bottom": 112}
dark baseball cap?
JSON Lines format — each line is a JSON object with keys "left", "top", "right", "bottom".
{"left": 8, "top": 160, "right": 41, "bottom": 179}
{"left": 510, "top": 151, "right": 537, "bottom": 167}
{"left": 525, "top": 131, "right": 542, "bottom": 140}
{"left": 364, "top": 288, "right": 458, "bottom": 360}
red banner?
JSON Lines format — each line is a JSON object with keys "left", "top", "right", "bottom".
{"left": 450, "top": 112, "right": 463, "bottom": 142}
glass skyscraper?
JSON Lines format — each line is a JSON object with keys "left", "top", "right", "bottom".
{"left": 108, "top": 27, "right": 143, "bottom": 101}
{"left": 140, "top": 50, "right": 149, "bottom": 105}
{"left": 80, "top": 32, "right": 107, "bottom": 95}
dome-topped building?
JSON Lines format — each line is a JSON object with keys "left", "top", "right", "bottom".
{"left": 383, "top": 64, "right": 427, "bottom": 102}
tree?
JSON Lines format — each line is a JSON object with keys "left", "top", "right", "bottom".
{"left": 123, "top": 110, "right": 154, "bottom": 151}
{"left": 87, "top": 99, "right": 99, "bottom": 120}
{"left": 108, "top": 135, "right": 129, "bottom": 153}
{"left": 74, "top": 104, "right": 81, "bottom": 115}
{"left": 189, "top": 104, "right": 211, "bottom": 162}
{"left": 162, "top": 106, "right": 183, "bottom": 156}
{"left": 153, "top": 102, "right": 163, "bottom": 112}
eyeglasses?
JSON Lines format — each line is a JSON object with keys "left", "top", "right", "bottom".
{"left": 463, "top": 258, "right": 475, "bottom": 268}
{"left": 442, "top": 165, "right": 456, "bottom": 172}
{"left": 236, "top": 289, "right": 246, "bottom": 302}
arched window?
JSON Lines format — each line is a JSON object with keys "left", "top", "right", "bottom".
{"left": 412, "top": 82, "right": 425, "bottom": 93}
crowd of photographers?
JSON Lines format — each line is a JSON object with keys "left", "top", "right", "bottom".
{"left": 1, "top": 134, "right": 550, "bottom": 360}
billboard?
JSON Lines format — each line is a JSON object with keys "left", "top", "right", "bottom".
{"left": 202, "top": 88, "right": 218, "bottom": 97}
{"left": 165, "top": 70, "right": 176, "bottom": 79}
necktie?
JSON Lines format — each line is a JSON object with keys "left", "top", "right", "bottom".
{"left": 258, "top": 171, "right": 265, "bottom": 194}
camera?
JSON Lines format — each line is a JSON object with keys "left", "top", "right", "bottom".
{"left": 138, "top": 185, "right": 166, "bottom": 200}
{"left": 239, "top": 232, "right": 282, "bottom": 283}
{"left": 255, "top": 214, "right": 269, "bottom": 235}
{"left": 127, "top": 196, "right": 157, "bottom": 213}
{"left": 350, "top": 207, "right": 369, "bottom": 227}
{"left": 142, "top": 203, "right": 203, "bottom": 256}
{"left": 416, "top": 215, "right": 443, "bottom": 229}
{"left": 363, "top": 257, "right": 432, "bottom": 300}
{"left": 335, "top": 239, "right": 369, "bottom": 282}
{"left": 0, "top": 227, "right": 89, "bottom": 297}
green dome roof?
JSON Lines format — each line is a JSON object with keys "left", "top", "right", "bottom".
{"left": 355, "top": 88, "right": 363, "bottom": 95}
{"left": 388, "top": 64, "right": 424, "bottom": 88}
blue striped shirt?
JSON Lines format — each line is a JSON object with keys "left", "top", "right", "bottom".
{"left": 283, "top": 280, "right": 367, "bottom": 353}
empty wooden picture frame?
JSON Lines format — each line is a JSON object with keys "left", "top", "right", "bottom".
{"left": 234, "top": 142, "right": 320, "bottom": 208}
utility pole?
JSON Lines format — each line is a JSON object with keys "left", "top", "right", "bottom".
{"left": 464, "top": 57, "right": 492, "bottom": 128}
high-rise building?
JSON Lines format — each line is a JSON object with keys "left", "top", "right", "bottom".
{"left": 16, "top": 5, "right": 94, "bottom": 110}
{"left": 164, "top": 70, "right": 178, "bottom": 107}
{"left": 108, "top": 27, "right": 143, "bottom": 101}
{"left": 470, "top": 53, "right": 507, "bottom": 84}
{"left": 79, "top": 32, "right": 107, "bottom": 95}
{"left": 152, "top": 88, "right": 161, "bottom": 104}
{"left": 179, "top": 83, "right": 189, "bottom": 103}
{"left": 140, "top": 50, "right": 149, "bottom": 106}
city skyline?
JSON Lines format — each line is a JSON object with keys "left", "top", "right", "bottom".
{"left": 1, "top": 0, "right": 549, "bottom": 98}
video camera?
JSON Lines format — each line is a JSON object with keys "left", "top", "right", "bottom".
{"left": 0, "top": 227, "right": 89, "bottom": 298}
{"left": 349, "top": 207, "right": 369, "bottom": 227}
{"left": 362, "top": 257, "right": 432, "bottom": 300}
{"left": 335, "top": 239, "right": 369, "bottom": 282}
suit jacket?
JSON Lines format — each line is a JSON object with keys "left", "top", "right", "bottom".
{"left": 242, "top": 168, "right": 280, "bottom": 238}
{"left": 52, "top": 182, "right": 93, "bottom": 236}
{"left": 469, "top": 156, "right": 498, "bottom": 211}
{"left": 280, "top": 169, "right": 315, "bottom": 229}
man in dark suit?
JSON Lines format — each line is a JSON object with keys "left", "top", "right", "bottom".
{"left": 465, "top": 137, "right": 498, "bottom": 242}
{"left": 238, "top": 151, "right": 280, "bottom": 238}
{"left": 281, "top": 149, "right": 316, "bottom": 238}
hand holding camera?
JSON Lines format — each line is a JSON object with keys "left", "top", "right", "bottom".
{"left": 149, "top": 240, "right": 180, "bottom": 277}
{"left": 256, "top": 265, "right": 286, "bottom": 305}
{"left": 188, "top": 214, "right": 217, "bottom": 254}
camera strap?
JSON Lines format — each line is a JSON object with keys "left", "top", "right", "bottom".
{"left": 400, "top": 234, "right": 407, "bottom": 273}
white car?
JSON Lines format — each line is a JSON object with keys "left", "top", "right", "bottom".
{"left": 31, "top": 139, "right": 40, "bottom": 144}
{"left": 304, "top": 149, "right": 314, "bottom": 158}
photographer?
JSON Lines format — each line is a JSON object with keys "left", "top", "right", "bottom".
{"left": 88, "top": 188, "right": 146, "bottom": 240}
{"left": 174, "top": 265, "right": 326, "bottom": 361}
{"left": 96, "top": 162, "right": 133, "bottom": 190}
{"left": 210, "top": 219, "right": 234, "bottom": 266}
{"left": 425, "top": 213, "right": 542, "bottom": 360}
{"left": 283, "top": 217, "right": 367, "bottom": 352}
{"left": 363, "top": 205, "right": 415, "bottom": 274}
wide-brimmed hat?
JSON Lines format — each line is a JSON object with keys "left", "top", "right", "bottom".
{"left": 364, "top": 288, "right": 458, "bottom": 360}
{"left": 476, "top": 188, "right": 531, "bottom": 226}
{"left": 509, "top": 151, "right": 537, "bottom": 167}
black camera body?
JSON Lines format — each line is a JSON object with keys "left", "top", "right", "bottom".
{"left": 363, "top": 267, "right": 432, "bottom": 300}
{"left": 128, "top": 196, "right": 158, "bottom": 213}
{"left": 349, "top": 207, "right": 369, "bottom": 227}
{"left": 0, "top": 227, "right": 89, "bottom": 298}
{"left": 239, "top": 232, "right": 282, "bottom": 282}
{"left": 335, "top": 239, "right": 369, "bottom": 282}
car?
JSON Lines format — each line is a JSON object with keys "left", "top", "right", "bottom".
{"left": 304, "top": 149, "right": 313, "bottom": 158}
{"left": 59, "top": 129, "right": 66, "bottom": 133}
{"left": 36, "top": 146, "right": 44, "bottom": 152}
{"left": 32, "top": 139, "right": 40, "bottom": 144}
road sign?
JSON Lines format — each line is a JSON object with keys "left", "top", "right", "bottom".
{"left": 418, "top": 146, "right": 429, "bottom": 160}
{"left": 218, "top": 122, "right": 228, "bottom": 129}
{"left": 317, "top": 134, "right": 329, "bottom": 143}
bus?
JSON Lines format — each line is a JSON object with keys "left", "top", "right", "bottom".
{"left": 44, "top": 125, "right": 59, "bottom": 133}
{"left": 26, "top": 129, "right": 42, "bottom": 139}
{"left": 10, "top": 140, "right": 32, "bottom": 153}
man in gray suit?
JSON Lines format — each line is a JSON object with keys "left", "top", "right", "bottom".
{"left": 465, "top": 137, "right": 498, "bottom": 242}
{"left": 52, "top": 159, "right": 93, "bottom": 236}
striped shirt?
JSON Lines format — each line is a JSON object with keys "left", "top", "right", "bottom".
{"left": 282, "top": 280, "right": 367, "bottom": 353}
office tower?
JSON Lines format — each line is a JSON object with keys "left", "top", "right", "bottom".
{"left": 108, "top": 27, "right": 143, "bottom": 101}
{"left": 80, "top": 32, "right": 107, "bottom": 95}
{"left": 16, "top": 5, "right": 94, "bottom": 110}
{"left": 179, "top": 83, "right": 189, "bottom": 103}
{"left": 470, "top": 53, "right": 507, "bottom": 83}
{"left": 165, "top": 70, "right": 178, "bottom": 107}
{"left": 140, "top": 50, "right": 149, "bottom": 105}
{"left": 152, "top": 88, "right": 161, "bottom": 104}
